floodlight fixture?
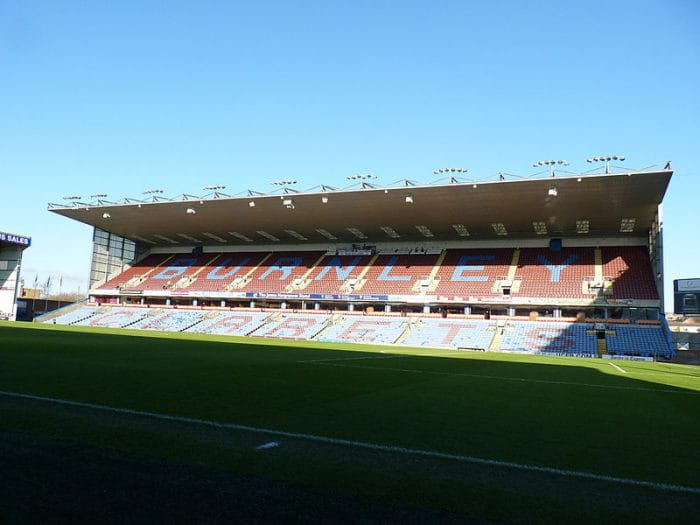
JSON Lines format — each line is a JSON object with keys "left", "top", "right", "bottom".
{"left": 102, "top": 212, "right": 111, "bottom": 219}
{"left": 532, "top": 160, "right": 569, "bottom": 177}
{"left": 248, "top": 201, "right": 256, "bottom": 208}
{"left": 321, "top": 196, "right": 329, "bottom": 204}
{"left": 548, "top": 185, "right": 558, "bottom": 197}
{"left": 405, "top": 194, "right": 414, "bottom": 204}
{"left": 586, "top": 155, "right": 626, "bottom": 174}
{"left": 204, "top": 185, "right": 226, "bottom": 191}
{"left": 143, "top": 189, "right": 164, "bottom": 195}
{"left": 433, "top": 167, "right": 468, "bottom": 175}
{"left": 282, "top": 198, "right": 295, "bottom": 209}
{"left": 186, "top": 208, "right": 196, "bottom": 214}
{"left": 346, "top": 174, "right": 376, "bottom": 181}
{"left": 90, "top": 193, "right": 108, "bottom": 199}
{"left": 271, "top": 180, "right": 297, "bottom": 186}
{"left": 63, "top": 195, "right": 82, "bottom": 201}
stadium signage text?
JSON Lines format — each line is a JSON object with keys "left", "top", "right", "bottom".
{"left": 676, "top": 279, "right": 700, "bottom": 292}
{"left": 0, "top": 232, "right": 31, "bottom": 247}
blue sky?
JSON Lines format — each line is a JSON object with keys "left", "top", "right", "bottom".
{"left": 1, "top": 1, "right": 698, "bottom": 308}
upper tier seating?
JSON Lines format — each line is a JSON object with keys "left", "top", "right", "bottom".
{"left": 49, "top": 306, "right": 98, "bottom": 325}
{"left": 317, "top": 315, "right": 407, "bottom": 345}
{"left": 516, "top": 248, "right": 595, "bottom": 299}
{"left": 602, "top": 247, "right": 659, "bottom": 300}
{"left": 93, "top": 246, "right": 659, "bottom": 301}
{"left": 187, "top": 311, "right": 272, "bottom": 336}
{"left": 401, "top": 319, "right": 495, "bottom": 349}
{"left": 251, "top": 313, "right": 331, "bottom": 339}
{"left": 434, "top": 249, "right": 514, "bottom": 298}
{"left": 185, "top": 252, "right": 271, "bottom": 292}
{"left": 132, "top": 254, "right": 220, "bottom": 291}
{"left": 302, "top": 254, "right": 374, "bottom": 294}
{"left": 500, "top": 322, "right": 597, "bottom": 357}
{"left": 360, "top": 254, "right": 439, "bottom": 295}
{"left": 606, "top": 326, "right": 670, "bottom": 357}
{"left": 73, "top": 307, "right": 148, "bottom": 328}
{"left": 128, "top": 310, "right": 207, "bottom": 332}
{"left": 243, "top": 251, "right": 325, "bottom": 293}
{"left": 97, "top": 254, "right": 172, "bottom": 290}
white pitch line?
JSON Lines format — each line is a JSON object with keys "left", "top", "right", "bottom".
{"left": 298, "top": 355, "right": 407, "bottom": 363}
{"left": 608, "top": 362, "right": 627, "bottom": 374}
{"left": 309, "top": 362, "right": 700, "bottom": 396}
{"left": 256, "top": 441, "right": 280, "bottom": 450}
{"left": 0, "top": 390, "right": 699, "bottom": 495}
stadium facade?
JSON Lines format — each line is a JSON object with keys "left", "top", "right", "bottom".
{"left": 45, "top": 167, "right": 675, "bottom": 359}
{"left": 0, "top": 231, "right": 31, "bottom": 321}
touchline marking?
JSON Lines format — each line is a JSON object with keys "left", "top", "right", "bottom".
{"left": 309, "top": 362, "right": 700, "bottom": 396}
{"left": 298, "top": 355, "right": 406, "bottom": 363}
{"left": 608, "top": 362, "right": 627, "bottom": 374}
{"left": 0, "top": 390, "right": 699, "bottom": 495}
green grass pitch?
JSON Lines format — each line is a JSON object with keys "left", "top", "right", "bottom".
{"left": 1, "top": 321, "right": 699, "bottom": 522}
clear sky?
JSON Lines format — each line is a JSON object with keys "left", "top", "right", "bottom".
{"left": 1, "top": 1, "right": 698, "bottom": 308}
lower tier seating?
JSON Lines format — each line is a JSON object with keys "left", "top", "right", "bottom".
{"left": 317, "top": 316, "right": 407, "bottom": 345}
{"left": 251, "top": 313, "right": 331, "bottom": 339}
{"left": 606, "top": 326, "right": 671, "bottom": 358}
{"left": 401, "top": 319, "right": 495, "bottom": 349}
{"left": 47, "top": 307, "right": 672, "bottom": 358}
{"left": 500, "top": 322, "right": 597, "bottom": 357}
{"left": 187, "top": 311, "right": 271, "bottom": 336}
{"left": 49, "top": 306, "right": 98, "bottom": 325}
{"left": 73, "top": 307, "right": 149, "bottom": 328}
{"left": 128, "top": 310, "right": 207, "bottom": 332}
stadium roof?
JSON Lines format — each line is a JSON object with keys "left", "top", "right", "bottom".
{"left": 48, "top": 170, "right": 672, "bottom": 246}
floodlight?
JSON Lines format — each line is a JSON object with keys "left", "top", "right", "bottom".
{"left": 102, "top": 212, "right": 111, "bottom": 219}
{"left": 405, "top": 194, "right": 414, "bottom": 204}
{"left": 248, "top": 201, "right": 256, "bottom": 207}
{"left": 186, "top": 208, "right": 196, "bottom": 214}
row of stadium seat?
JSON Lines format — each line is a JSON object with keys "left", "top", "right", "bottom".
{"left": 94, "top": 247, "right": 659, "bottom": 300}
{"left": 46, "top": 306, "right": 671, "bottom": 357}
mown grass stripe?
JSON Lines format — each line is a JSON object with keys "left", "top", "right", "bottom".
{"left": 1, "top": 389, "right": 699, "bottom": 495}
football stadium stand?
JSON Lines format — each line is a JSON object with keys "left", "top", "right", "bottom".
{"left": 43, "top": 166, "right": 675, "bottom": 360}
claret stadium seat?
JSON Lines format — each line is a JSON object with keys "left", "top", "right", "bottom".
{"left": 302, "top": 254, "right": 374, "bottom": 294}
{"left": 516, "top": 247, "right": 595, "bottom": 299}
{"left": 602, "top": 246, "right": 659, "bottom": 300}
{"left": 433, "top": 249, "right": 514, "bottom": 298}
{"left": 244, "top": 251, "right": 326, "bottom": 293}
{"left": 359, "top": 254, "right": 439, "bottom": 295}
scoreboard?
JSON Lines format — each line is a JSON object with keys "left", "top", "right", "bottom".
{"left": 674, "top": 279, "right": 700, "bottom": 315}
